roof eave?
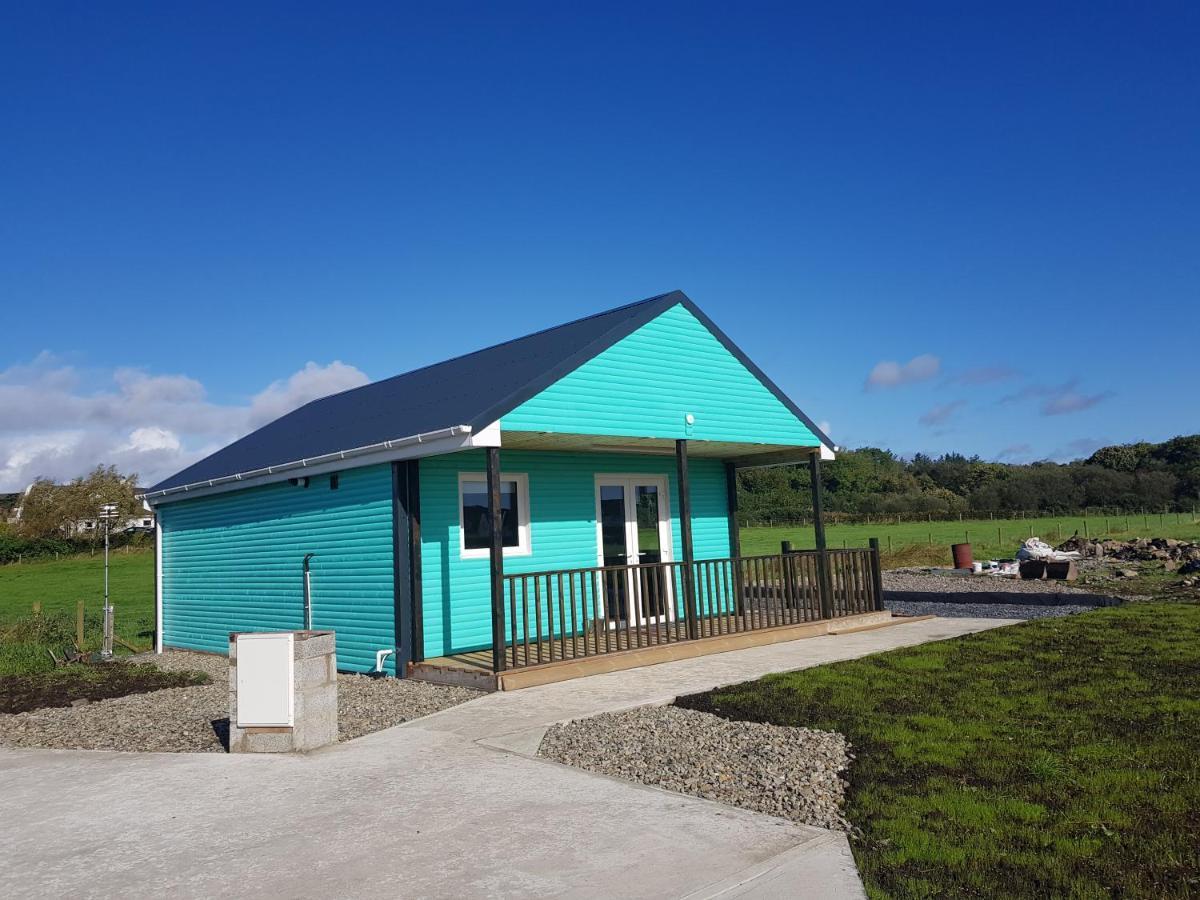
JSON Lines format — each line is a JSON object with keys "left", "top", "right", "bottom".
{"left": 143, "top": 423, "right": 497, "bottom": 505}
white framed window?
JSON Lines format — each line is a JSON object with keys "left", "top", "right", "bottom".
{"left": 458, "top": 472, "right": 531, "bottom": 559}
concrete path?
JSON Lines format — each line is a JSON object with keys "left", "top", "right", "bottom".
{"left": 0, "top": 617, "right": 1015, "bottom": 899}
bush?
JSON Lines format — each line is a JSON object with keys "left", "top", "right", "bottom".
{"left": 0, "top": 528, "right": 151, "bottom": 564}
{"left": 0, "top": 610, "right": 81, "bottom": 675}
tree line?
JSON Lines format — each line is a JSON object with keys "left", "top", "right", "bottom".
{"left": 737, "top": 434, "right": 1200, "bottom": 523}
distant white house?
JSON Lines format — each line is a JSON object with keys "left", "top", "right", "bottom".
{"left": 6, "top": 483, "right": 155, "bottom": 535}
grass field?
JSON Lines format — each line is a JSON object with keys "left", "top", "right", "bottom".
{"left": 679, "top": 603, "right": 1200, "bottom": 898}
{"left": 0, "top": 549, "right": 155, "bottom": 672}
{"left": 741, "top": 513, "right": 1200, "bottom": 564}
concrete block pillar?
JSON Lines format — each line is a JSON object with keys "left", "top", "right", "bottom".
{"left": 228, "top": 630, "right": 337, "bottom": 753}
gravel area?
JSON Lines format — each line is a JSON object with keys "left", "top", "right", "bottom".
{"left": 886, "top": 599, "right": 1093, "bottom": 620}
{"left": 0, "top": 650, "right": 480, "bottom": 753}
{"left": 883, "top": 567, "right": 1113, "bottom": 595}
{"left": 539, "top": 705, "right": 852, "bottom": 832}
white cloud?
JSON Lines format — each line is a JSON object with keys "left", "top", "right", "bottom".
{"left": 248, "top": 361, "right": 369, "bottom": 427}
{"left": 999, "top": 379, "right": 1115, "bottom": 416}
{"left": 865, "top": 354, "right": 940, "bottom": 390}
{"left": 0, "top": 354, "right": 370, "bottom": 491}
{"left": 918, "top": 400, "right": 966, "bottom": 426}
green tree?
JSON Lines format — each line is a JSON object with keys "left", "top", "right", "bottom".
{"left": 17, "top": 466, "right": 142, "bottom": 541}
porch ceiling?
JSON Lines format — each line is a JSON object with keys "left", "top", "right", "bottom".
{"left": 500, "top": 430, "right": 821, "bottom": 467}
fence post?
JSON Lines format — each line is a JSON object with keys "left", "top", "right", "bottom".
{"left": 868, "top": 538, "right": 885, "bottom": 612}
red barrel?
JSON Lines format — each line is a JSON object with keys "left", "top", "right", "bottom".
{"left": 951, "top": 542, "right": 973, "bottom": 570}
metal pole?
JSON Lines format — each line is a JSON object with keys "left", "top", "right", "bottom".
{"left": 102, "top": 518, "right": 113, "bottom": 659}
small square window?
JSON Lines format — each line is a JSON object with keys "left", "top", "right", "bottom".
{"left": 459, "top": 473, "right": 530, "bottom": 558}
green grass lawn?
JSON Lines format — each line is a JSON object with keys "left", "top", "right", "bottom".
{"left": 679, "top": 604, "right": 1200, "bottom": 898}
{"left": 0, "top": 550, "right": 155, "bottom": 671}
{"left": 742, "top": 514, "right": 1200, "bottom": 565}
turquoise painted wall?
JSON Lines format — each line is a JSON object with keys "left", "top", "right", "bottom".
{"left": 501, "top": 303, "right": 820, "bottom": 446}
{"left": 158, "top": 464, "right": 397, "bottom": 674}
{"left": 419, "top": 449, "right": 731, "bottom": 658}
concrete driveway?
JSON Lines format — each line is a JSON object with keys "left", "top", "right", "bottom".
{"left": 0, "top": 617, "right": 1014, "bottom": 899}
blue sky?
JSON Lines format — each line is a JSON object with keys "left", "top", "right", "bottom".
{"left": 1, "top": 2, "right": 1197, "bottom": 489}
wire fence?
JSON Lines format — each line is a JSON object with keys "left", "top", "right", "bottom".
{"left": 738, "top": 506, "right": 1200, "bottom": 529}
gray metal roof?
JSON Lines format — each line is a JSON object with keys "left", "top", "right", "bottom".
{"left": 150, "top": 291, "right": 830, "bottom": 493}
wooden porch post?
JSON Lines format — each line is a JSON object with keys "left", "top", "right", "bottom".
{"left": 810, "top": 451, "right": 834, "bottom": 619}
{"left": 487, "top": 447, "right": 506, "bottom": 672}
{"left": 868, "top": 536, "right": 885, "bottom": 612}
{"left": 677, "top": 440, "right": 698, "bottom": 640}
{"left": 725, "top": 461, "right": 745, "bottom": 614}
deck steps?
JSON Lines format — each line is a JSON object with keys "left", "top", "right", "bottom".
{"left": 827, "top": 613, "right": 935, "bottom": 635}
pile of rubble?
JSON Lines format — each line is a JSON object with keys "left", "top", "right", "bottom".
{"left": 1056, "top": 536, "right": 1200, "bottom": 569}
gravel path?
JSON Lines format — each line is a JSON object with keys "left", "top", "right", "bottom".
{"left": 539, "top": 705, "right": 852, "bottom": 832}
{"left": 0, "top": 651, "right": 480, "bottom": 753}
{"left": 886, "top": 599, "right": 1092, "bottom": 620}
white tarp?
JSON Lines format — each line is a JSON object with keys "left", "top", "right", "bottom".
{"left": 1015, "top": 537, "right": 1081, "bottom": 562}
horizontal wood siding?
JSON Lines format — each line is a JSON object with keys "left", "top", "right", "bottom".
{"left": 158, "top": 464, "right": 396, "bottom": 674}
{"left": 501, "top": 303, "right": 819, "bottom": 445}
{"left": 420, "top": 449, "right": 729, "bottom": 658}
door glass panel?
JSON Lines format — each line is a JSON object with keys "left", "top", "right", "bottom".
{"left": 633, "top": 485, "right": 661, "bottom": 564}
{"left": 634, "top": 484, "right": 668, "bottom": 620}
{"left": 599, "top": 485, "right": 629, "bottom": 621}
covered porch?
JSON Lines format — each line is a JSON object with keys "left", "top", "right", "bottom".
{"left": 410, "top": 435, "right": 890, "bottom": 690}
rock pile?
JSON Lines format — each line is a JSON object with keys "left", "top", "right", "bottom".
{"left": 1057, "top": 536, "right": 1200, "bottom": 567}
{"left": 1057, "top": 536, "right": 1200, "bottom": 586}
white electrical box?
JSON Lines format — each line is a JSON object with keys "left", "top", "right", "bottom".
{"left": 235, "top": 632, "right": 295, "bottom": 727}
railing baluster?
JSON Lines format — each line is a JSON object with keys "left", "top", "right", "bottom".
{"left": 857, "top": 550, "right": 866, "bottom": 612}
{"left": 555, "top": 572, "right": 567, "bottom": 658}
{"left": 600, "top": 571, "right": 611, "bottom": 654}
{"left": 634, "top": 564, "right": 647, "bottom": 648}
{"left": 646, "top": 565, "right": 661, "bottom": 645}
{"left": 669, "top": 563, "right": 682, "bottom": 641}
{"left": 807, "top": 554, "right": 819, "bottom": 620}
{"left": 508, "top": 577, "right": 518, "bottom": 668}
{"left": 739, "top": 557, "right": 751, "bottom": 631}
{"left": 758, "top": 561, "right": 768, "bottom": 628}
{"left": 520, "top": 578, "right": 531, "bottom": 666}
{"left": 627, "top": 566, "right": 638, "bottom": 649}
{"left": 781, "top": 553, "right": 794, "bottom": 625}
{"left": 718, "top": 561, "right": 734, "bottom": 633}
{"left": 567, "top": 572, "right": 579, "bottom": 658}
{"left": 537, "top": 578, "right": 547, "bottom": 662}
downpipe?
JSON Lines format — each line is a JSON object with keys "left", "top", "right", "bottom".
{"left": 302, "top": 553, "right": 315, "bottom": 630}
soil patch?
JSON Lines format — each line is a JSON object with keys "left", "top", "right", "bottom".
{"left": 0, "top": 663, "right": 208, "bottom": 714}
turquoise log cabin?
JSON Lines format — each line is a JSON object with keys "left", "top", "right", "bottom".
{"left": 143, "top": 291, "right": 882, "bottom": 689}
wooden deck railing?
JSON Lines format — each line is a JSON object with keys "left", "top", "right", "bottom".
{"left": 497, "top": 545, "right": 883, "bottom": 671}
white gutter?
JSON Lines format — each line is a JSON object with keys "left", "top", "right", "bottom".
{"left": 143, "top": 424, "right": 492, "bottom": 505}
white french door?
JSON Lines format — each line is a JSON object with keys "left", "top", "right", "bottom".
{"left": 594, "top": 475, "right": 675, "bottom": 626}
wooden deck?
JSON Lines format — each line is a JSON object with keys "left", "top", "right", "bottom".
{"left": 409, "top": 609, "right": 894, "bottom": 691}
